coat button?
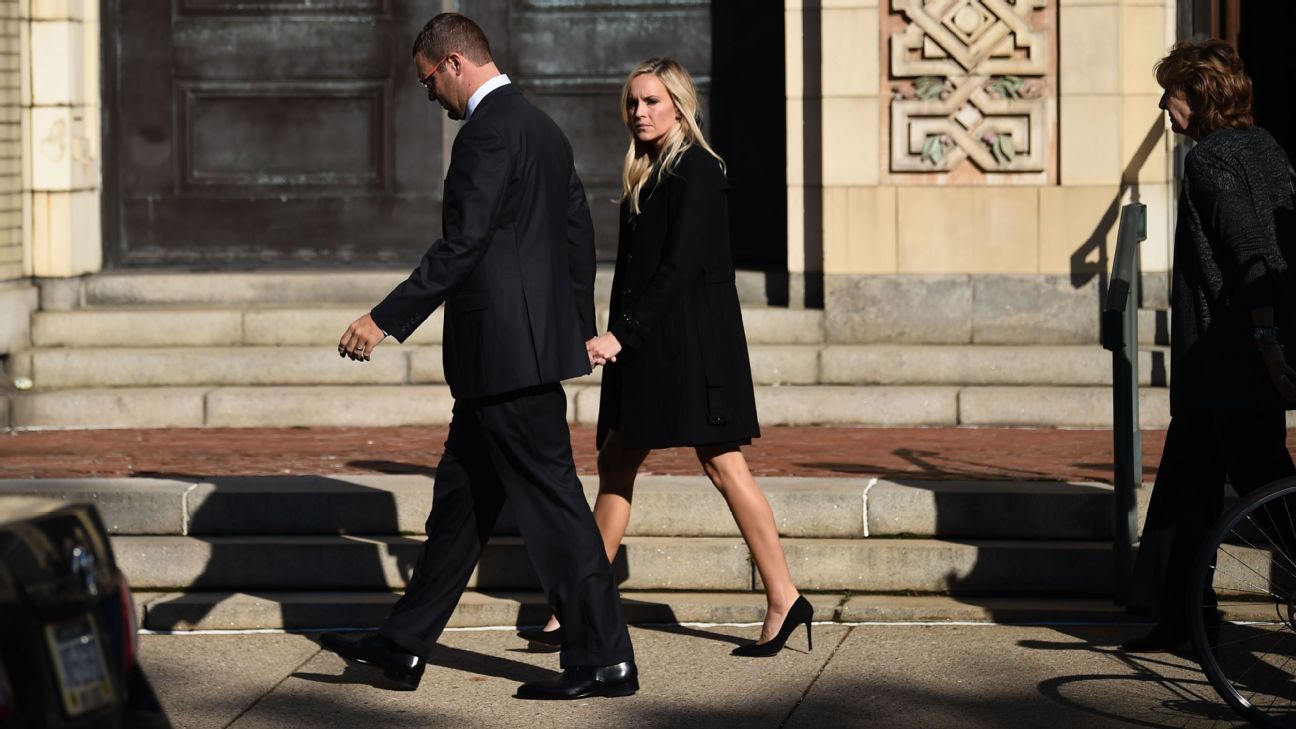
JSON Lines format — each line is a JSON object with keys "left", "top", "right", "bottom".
{"left": 623, "top": 288, "right": 632, "bottom": 296}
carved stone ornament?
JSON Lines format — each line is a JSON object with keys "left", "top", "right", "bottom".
{"left": 890, "top": 0, "right": 1050, "bottom": 174}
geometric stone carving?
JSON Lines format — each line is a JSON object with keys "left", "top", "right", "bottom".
{"left": 890, "top": 0, "right": 1050, "bottom": 174}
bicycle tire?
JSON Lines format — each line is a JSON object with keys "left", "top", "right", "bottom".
{"left": 1189, "top": 474, "right": 1296, "bottom": 728}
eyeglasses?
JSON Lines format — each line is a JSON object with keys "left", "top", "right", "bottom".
{"left": 419, "top": 54, "right": 453, "bottom": 92}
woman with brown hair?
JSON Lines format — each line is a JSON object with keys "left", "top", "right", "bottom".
{"left": 1122, "top": 39, "right": 1296, "bottom": 652}
{"left": 523, "top": 57, "right": 810, "bottom": 657}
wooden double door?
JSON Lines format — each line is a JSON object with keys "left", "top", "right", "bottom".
{"left": 103, "top": 1, "right": 716, "bottom": 267}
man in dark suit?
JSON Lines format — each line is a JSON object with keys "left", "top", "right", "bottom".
{"left": 325, "top": 12, "right": 637, "bottom": 700}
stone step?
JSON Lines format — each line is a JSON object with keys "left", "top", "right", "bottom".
{"left": 9, "top": 343, "right": 1168, "bottom": 389}
{"left": 0, "top": 475, "right": 1151, "bottom": 540}
{"left": 819, "top": 345, "right": 1167, "bottom": 387}
{"left": 133, "top": 591, "right": 1135, "bottom": 632}
{"left": 4, "top": 384, "right": 1172, "bottom": 429}
{"left": 48, "top": 269, "right": 773, "bottom": 309}
{"left": 111, "top": 534, "right": 1115, "bottom": 596}
{"left": 9, "top": 345, "right": 825, "bottom": 388}
{"left": 30, "top": 305, "right": 826, "bottom": 348}
{"left": 1137, "top": 308, "right": 1170, "bottom": 346}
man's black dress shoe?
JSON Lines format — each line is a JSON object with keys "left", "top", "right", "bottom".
{"left": 320, "top": 633, "right": 426, "bottom": 691}
{"left": 515, "top": 660, "right": 638, "bottom": 700}
{"left": 1119, "top": 622, "right": 1190, "bottom": 653}
{"left": 516, "top": 626, "right": 563, "bottom": 646}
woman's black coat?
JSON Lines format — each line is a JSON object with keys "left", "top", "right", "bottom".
{"left": 1170, "top": 126, "right": 1296, "bottom": 414}
{"left": 598, "top": 144, "right": 760, "bottom": 451}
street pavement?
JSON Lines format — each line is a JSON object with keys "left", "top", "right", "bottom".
{"left": 139, "top": 623, "right": 1249, "bottom": 729}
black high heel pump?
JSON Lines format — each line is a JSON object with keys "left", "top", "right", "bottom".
{"left": 731, "top": 595, "right": 814, "bottom": 657}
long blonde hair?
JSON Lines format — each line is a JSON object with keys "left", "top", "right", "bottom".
{"left": 619, "top": 58, "right": 724, "bottom": 215}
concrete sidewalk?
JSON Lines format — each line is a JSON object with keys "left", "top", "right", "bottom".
{"left": 139, "top": 624, "right": 1242, "bottom": 729}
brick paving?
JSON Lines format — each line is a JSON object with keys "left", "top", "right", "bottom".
{"left": 0, "top": 424, "right": 1207, "bottom": 482}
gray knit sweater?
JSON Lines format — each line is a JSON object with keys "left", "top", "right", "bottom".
{"left": 1171, "top": 126, "right": 1296, "bottom": 414}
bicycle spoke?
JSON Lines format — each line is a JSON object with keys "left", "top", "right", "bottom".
{"left": 1258, "top": 651, "right": 1296, "bottom": 718}
{"left": 1259, "top": 500, "right": 1296, "bottom": 583}
{"left": 1239, "top": 514, "right": 1296, "bottom": 584}
{"left": 1231, "top": 630, "right": 1289, "bottom": 697}
{"left": 1213, "top": 545, "right": 1288, "bottom": 600}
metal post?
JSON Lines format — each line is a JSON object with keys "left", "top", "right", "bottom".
{"left": 1103, "top": 202, "right": 1147, "bottom": 605}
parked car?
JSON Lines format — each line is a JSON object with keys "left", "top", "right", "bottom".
{"left": 0, "top": 498, "right": 168, "bottom": 728}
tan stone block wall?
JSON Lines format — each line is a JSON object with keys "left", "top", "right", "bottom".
{"left": 794, "top": 0, "right": 1178, "bottom": 280}
{"left": 823, "top": 186, "right": 896, "bottom": 273}
{"left": 0, "top": 0, "right": 20, "bottom": 282}
{"left": 22, "top": 0, "right": 99, "bottom": 279}
{"left": 897, "top": 187, "right": 1039, "bottom": 274}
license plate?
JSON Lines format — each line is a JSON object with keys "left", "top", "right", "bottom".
{"left": 43, "top": 616, "right": 115, "bottom": 717}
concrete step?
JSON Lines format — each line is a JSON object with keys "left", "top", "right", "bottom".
{"left": 30, "top": 305, "right": 825, "bottom": 348}
{"left": 111, "top": 534, "right": 1115, "bottom": 596}
{"left": 1137, "top": 308, "right": 1170, "bottom": 346}
{"left": 51, "top": 269, "right": 774, "bottom": 309}
{"left": 4, "top": 384, "right": 1172, "bottom": 429}
{"left": 12, "top": 343, "right": 1164, "bottom": 389}
{"left": 820, "top": 345, "right": 1168, "bottom": 387}
{"left": 133, "top": 591, "right": 1135, "bottom": 632}
{"left": 9, "top": 345, "right": 826, "bottom": 388}
{"left": 0, "top": 475, "right": 1150, "bottom": 540}
{"left": 956, "top": 386, "right": 1170, "bottom": 429}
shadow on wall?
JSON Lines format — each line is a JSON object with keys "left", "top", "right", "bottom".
{"left": 1070, "top": 116, "right": 1171, "bottom": 306}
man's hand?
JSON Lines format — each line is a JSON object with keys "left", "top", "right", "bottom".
{"left": 586, "top": 332, "right": 622, "bottom": 367}
{"left": 339, "top": 313, "right": 387, "bottom": 362}
{"left": 1259, "top": 339, "right": 1296, "bottom": 404}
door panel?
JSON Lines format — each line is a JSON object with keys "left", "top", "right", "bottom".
{"left": 108, "top": 0, "right": 441, "bottom": 267}
{"left": 507, "top": 0, "right": 711, "bottom": 260}
{"left": 106, "top": 0, "right": 716, "bottom": 267}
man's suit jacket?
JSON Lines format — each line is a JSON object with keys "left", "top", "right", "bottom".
{"left": 371, "top": 84, "right": 597, "bottom": 400}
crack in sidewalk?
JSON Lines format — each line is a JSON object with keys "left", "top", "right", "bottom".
{"left": 221, "top": 644, "right": 322, "bottom": 729}
{"left": 776, "top": 625, "right": 852, "bottom": 729}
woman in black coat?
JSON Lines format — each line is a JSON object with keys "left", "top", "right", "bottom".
{"left": 536, "top": 58, "right": 809, "bottom": 657}
{"left": 1122, "top": 39, "right": 1296, "bottom": 652}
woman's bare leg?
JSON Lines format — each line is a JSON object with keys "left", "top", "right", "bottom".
{"left": 696, "top": 445, "right": 800, "bottom": 643}
{"left": 542, "top": 429, "right": 649, "bottom": 631}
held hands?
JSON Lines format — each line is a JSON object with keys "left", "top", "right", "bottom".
{"left": 338, "top": 313, "right": 387, "bottom": 362}
{"left": 586, "top": 332, "right": 622, "bottom": 368}
{"left": 1257, "top": 335, "right": 1296, "bottom": 404}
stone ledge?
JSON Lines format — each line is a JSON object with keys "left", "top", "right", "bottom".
{"left": 0, "top": 281, "right": 37, "bottom": 355}
{"left": 112, "top": 534, "right": 1117, "bottom": 596}
{"left": 0, "top": 475, "right": 1151, "bottom": 540}
{"left": 824, "top": 274, "right": 1108, "bottom": 345}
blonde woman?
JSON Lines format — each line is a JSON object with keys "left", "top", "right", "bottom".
{"left": 526, "top": 57, "right": 810, "bottom": 657}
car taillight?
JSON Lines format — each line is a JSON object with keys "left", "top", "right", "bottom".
{"left": 0, "top": 656, "right": 13, "bottom": 720}
{"left": 117, "top": 572, "right": 139, "bottom": 674}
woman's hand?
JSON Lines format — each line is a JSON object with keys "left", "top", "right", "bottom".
{"left": 1258, "top": 338, "right": 1296, "bottom": 404}
{"left": 586, "top": 332, "right": 622, "bottom": 367}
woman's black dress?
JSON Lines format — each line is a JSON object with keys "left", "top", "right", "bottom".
{"left": 597, "top": 144, "right": 760, "bottom": 451}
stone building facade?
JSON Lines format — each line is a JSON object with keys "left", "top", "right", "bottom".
{"left": 2, "top": 0, "right": 1285, "bottom": 430}
{"left": 787, "top": 0, "right": 1177, "bottom": 344}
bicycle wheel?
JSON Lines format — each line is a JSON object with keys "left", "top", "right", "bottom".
{"left": 1190, "top": 475, "right": 1296, "bottom": 728}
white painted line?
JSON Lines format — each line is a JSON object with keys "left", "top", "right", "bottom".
{"left": 180, "top": 482, "right": 200, "bottom": 536}
{"left": 861, "top": 477, "right": 878, "bottom": 538}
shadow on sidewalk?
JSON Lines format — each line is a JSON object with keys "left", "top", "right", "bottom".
{"left": 1016, "top": 626, "right": 1246, "bottom": 728}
